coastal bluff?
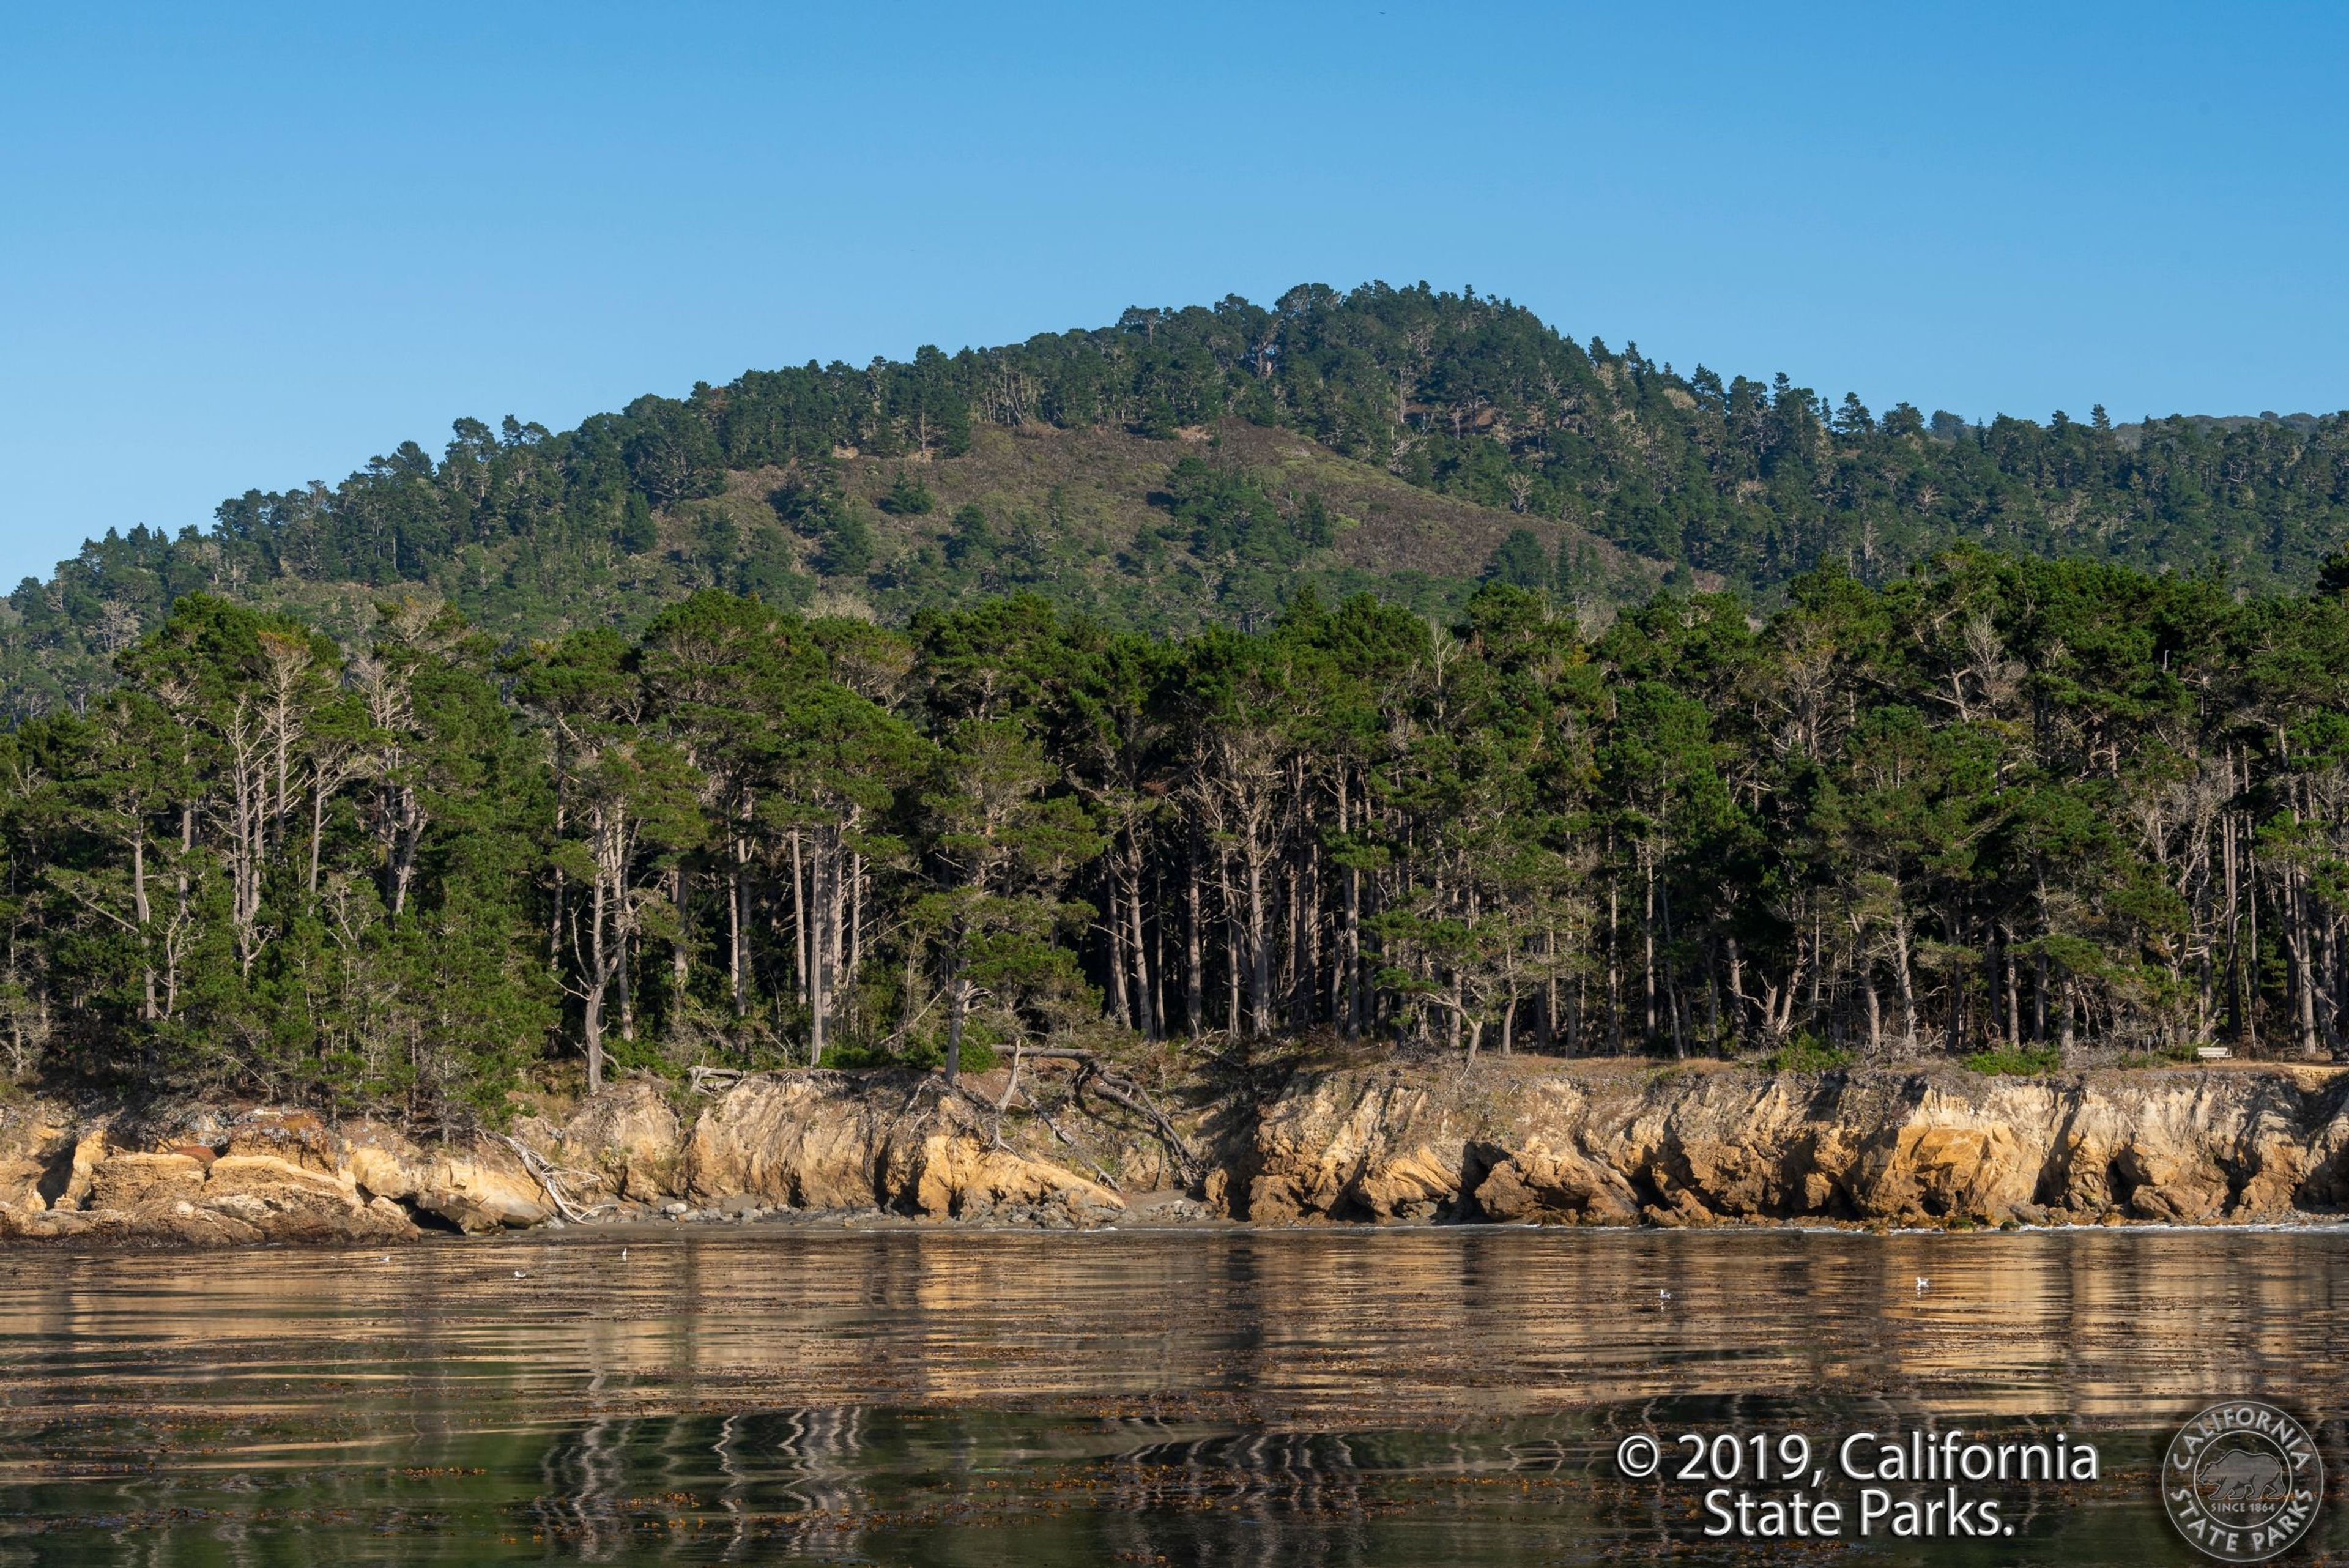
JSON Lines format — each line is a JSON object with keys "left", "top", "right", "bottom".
{"left": 3, "top": 1061, "right": 2347, "bottom": 1246}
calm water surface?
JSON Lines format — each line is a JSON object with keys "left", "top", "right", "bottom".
{"left": 0, "top": 1225, "right": 2343, "bottom": 1565}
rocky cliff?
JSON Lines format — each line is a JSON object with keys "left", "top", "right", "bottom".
{"left": 5, "top": 1059, "right": 2347, "bottom": 1246}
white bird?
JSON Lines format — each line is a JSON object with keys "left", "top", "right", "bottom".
{"left": 619, "top": 1246, "right": 628, "bottom": 1261}
{"left": 1915, "top": 1276, "right": 1930, "bottom": 1293}
{"left": 1658, "top": 1289, "right": 1672, "bottom": 1301}
{"left": 513, "top": 1269, "right": 527, "bottom": 1279}
{"left": 380, "top": 1255, "right": 392, "bottom": 1264}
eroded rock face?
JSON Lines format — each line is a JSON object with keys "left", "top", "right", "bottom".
{"left": 336, "top": 1121, "right": 552, "bottom": 1233}
{"left": 686, "top": 1072, "right": 1124, "bottom": 1225}
{"left": 87, "top": 1151, "right": 207, "bottom": 1211}
{"left": 1473, "top": 1140, "right": 1642, "bottom": 1225}
{"left": 891, "top": 1125, "right": 1124, "bottom": 1225}
{"left": 412, "top": 1143, "right": 553, "bottom": 1234}
{"left": 6, "top": 1061, "right": 2348, "bottom": 1246}
{"left": 0, "top": 1105, "right": 546, "bottom": 1246}
{"left": 562, "top": 1080, "right": 683, "bottom": 1202}
{"left": 1221, "top": 1063, "right": 2349, "bottom": 1229}
{"left": 686, "top": 1072, "right": 899, "bottom": 1210}
{"left": 0, "top": 1104, "right": 75, "bottom": 1211}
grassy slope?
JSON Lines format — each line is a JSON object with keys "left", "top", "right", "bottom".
{"left": 191, "top": 422, "right": 1680, "bottom": 661}
{"left": 703, "top": 421, "right": 1674, "bottom": 626}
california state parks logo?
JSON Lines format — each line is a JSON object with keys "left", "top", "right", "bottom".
{"left": 2163, "top": 1401, "right": 2323, "bottom": 1562}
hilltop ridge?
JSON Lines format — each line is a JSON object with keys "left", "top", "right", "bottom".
{"left": 5, "top": 279, "right": 2346, "bottom": 716}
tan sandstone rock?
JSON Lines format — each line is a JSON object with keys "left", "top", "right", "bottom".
{"left": 685, "top": 1071, "right": 1125, "bottom": 1224}
{"left": 413, "top": 1144, "right": 552, "bottom": 1233}
{"left": 223, "top": 1110, "right": 343, "bottom": 1175}
{"left": 1224, "top": 1061, "right": 2349, "bottom": 1230}
{"left": 686, "top": 1073, "right": 898, "bottom": 1210}
{"left": 892, "top": 1129, "right": 1123, "bottom": 1222}
{"left": 562, "top": 1079, "right": 683, "bottom": 1201}
{"left": 201, "top": 1153, "right": 411, "bottom": 1241}
{"left": 1473, "top": 1143, "right": 1641, "bottom": 1224}
{"left": 89, "top": 1152, "right": 208, "bottom": 1211}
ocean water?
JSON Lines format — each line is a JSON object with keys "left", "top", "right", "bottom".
{"left": 0, "top": 1225, "right": 2340, "bottom": 1565}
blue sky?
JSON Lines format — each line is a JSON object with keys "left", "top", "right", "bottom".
{"left": 4, "top": 2, "right": 2345, "bottom": 588}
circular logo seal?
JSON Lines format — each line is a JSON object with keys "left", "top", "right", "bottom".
{"left": 2163, "top": 1400, "right": 2324, "bottom": 1562}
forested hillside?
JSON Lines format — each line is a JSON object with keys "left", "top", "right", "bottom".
{"left": 7, "top": 546, "right": 2349, "bottom": 1122}
{"left": 7, "top": 281, "right": 2346, "bottom": 719}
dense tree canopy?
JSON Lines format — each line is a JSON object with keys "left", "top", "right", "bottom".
{"left": 7, "top": 283, "right": 2344, "bottom": 718}
{"left": 5, "top": 546, "right": 2348, "bottom": 1122}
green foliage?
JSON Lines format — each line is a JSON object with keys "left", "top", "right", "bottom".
{"left": 943, "top": 503, "right": 998, "bottom": 581}
{"left": 13, "top": 283, "right": 2349, "bottom": 719}
{"left": 1151, "top": 456, "right": 1340, "bottom": 626}
{"left": 1485, "top": 528, "right": 1549, "bottom": 590}
{"left": 878, "top": 472, "right": 935, "bottom": 516}
{"left": 768, "top": 473, "right": 873, "bottom": 579}
{"left": 816, "top": 1037, "right": 913, "bottom": 1070}
{"left": 814, "top": 510, "right": 874, "bottom": 578}
{"left": 876, "top": 1032, "right": 998, "bottom": 1075}
{"left": 2119, "top": 1042, "right": 2203, "bottom": 1068}
{"left": 7, "top": 595, "right": 558, "bottom": 1117}
{"left": 1964, "top": 1046, "right": 2065, "bottom": 1077}
{"left": 7, "top": 422, "right": 2349, "bottom": 1111}
{"left": 1293, "top": 492, "right": 1336, "bottom": 548}
{"left": 618, "top": 491, "right": 660, "bottom": 555}
{"left": 1757, "top": 1035, "right": 1850, "bottom": 1073}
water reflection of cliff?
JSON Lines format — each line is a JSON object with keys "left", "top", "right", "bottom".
{"left": 0, "top": 1228, "right": 2334, "bottom": 1564}
{"left": 0, "top": 1229, "right": 2333, "bottom": 1430}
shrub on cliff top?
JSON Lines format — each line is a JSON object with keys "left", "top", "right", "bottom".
{"left": 1755, "top": 1035, "right": 1850, "bottom": 1074}
{"left": 1962, "top": 1046, "right": 2063, "bottom": 1077}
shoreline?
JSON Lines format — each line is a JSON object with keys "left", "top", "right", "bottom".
{"left": 7, "top": 1057, "right": 2349, "bottom": 1249}
{"left": 20, "top": 1209, "right": 2349, "bottom": 1258}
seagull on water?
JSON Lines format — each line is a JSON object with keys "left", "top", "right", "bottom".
{"left": 1915, "top": 1276, "right": 1930, "bottom": 1293}
{"left": 513, "top": 1270, "right": 527, "bottom": 1279}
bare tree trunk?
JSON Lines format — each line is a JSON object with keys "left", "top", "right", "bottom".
{"left": 1724, "top": 934, "right": 1745, "bottom": 1044}
{"left": 549, "top": 802, "right": 566, "bottom": 964}
{"left": 1104, "top": 868, "right": 1132, "bottom": 1030}
{"left": 1185, "top": 829, "right": 1205, "bottom": 1036}
{"left": 132, "top": 831, "right": 156, "bottom": 1022}
{"left": 2222, "top": 792, "right": 2243, "bottom": 1041}
{"left": 1339, "top": 768, "right": 1362, "bottom": 1037}
{"left": 1890, "top": 911, "right": 1919, "bottom": 1049}
{"left": 789, "top": 829, "right": 809, "bottom": 1006}
{"left": 1660, "top": 877, "right": 1687, "bottom": 1059}
{"left": 1245, "top": 839, "right": 1271, "bottom": 1037}
{"left": 2003, "top": 927, "right": 2021, "bottom": 1046}
{"left": 1642, "top": 852, "right": 1658, "bottom": 1046}
{"left": 1286, "top": 771, "right": 1309, "bottom": 1028}
{"left": 386, "top": 779, "right": 423, "bottom": 919}
{"left": 729, "top": 839, "right": 748, "bottom": 1017}
{"left": 849, "top": 849, "right": 865, "bottom": 989}
{"left": 809, "top": 831, "right": 834, "bottom": 1066}
{"left": 672, "top": 866, "right": 689, "bottom": 1000}
{"left": 2291, "top": 869, "right": 2323, "bottom": 1058}
{"left": 584, "top": 879, "right": 609, "bottom": 1093}
{"left": 2032, "top": 946, "right": 2047, "bottom": 1043}
{"left": 618, "top": 926, "right": 636, "bottom": 1043}
{"left": 1219, "top": 852, "right": 1242, "bottom": 1036}
{"left": 1606, "top": 863, "right": 1622, "bottom": 1054}
{"left": 943, "top": 943, "right": 966, "bottom": 1087}
{"left": 1127, "top": 833, "right": 1157, "bottom": 1038}
{"left": 307, "top": 779, "right": 327, "bottom": 896}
